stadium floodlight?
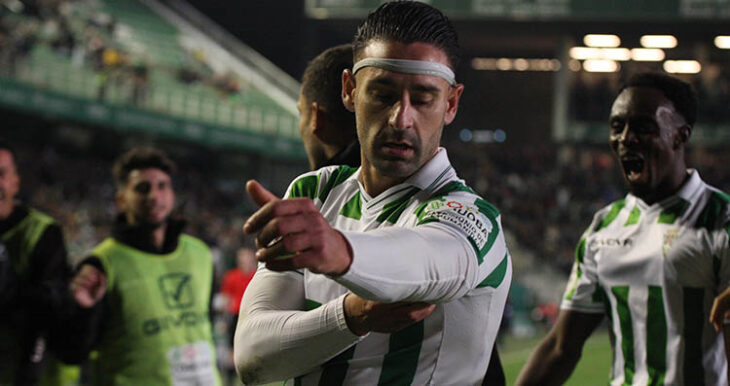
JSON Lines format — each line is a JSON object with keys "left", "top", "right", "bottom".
{"left": 663, "top": 60, "right": 701, "bottom": 74}
{"left": 715, "top": 36, "right": 730, "bottom": 49}
{"left": 471, "top": 58, "right": 561, "bottom": 71}
{"left": 570, "top": 47, "right": 629, "bottom": 61}
{"left": 602, "top": 48, "right": 631, "bottom": 61}
{"left": 640, "top": 35, "right": 677, "bottom": 48}
{"left": 513, "top": 59, "right": 529, "bottom": 71}
{"left": 570, "top": 47, "right": 602, "bottom": 60}
{"left": 583, "top": 59, "right": 619, "bottom": 72}
{"left": 568, "top": 60, "right": 582, "bottom": 72}
{"left": 496, "top": 58, "right": 512, "bottom": 71}
{"left": 583, "top": 34, "right": 621, "bottom": 48}
{"left": 631, "top": 48, "right": 665, "bottom": 61}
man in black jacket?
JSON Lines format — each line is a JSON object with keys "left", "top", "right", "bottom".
{"left": 0, "top": 139, "right": 78, "bottom": 385}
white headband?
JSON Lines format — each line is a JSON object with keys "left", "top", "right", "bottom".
{"left": 352, "top": 58, "right": 457, "bottom": 86}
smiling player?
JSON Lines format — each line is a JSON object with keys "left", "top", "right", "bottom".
{"left": 517, "top": 73, "right": 730, "bottom": 385}
{"left": 70, "top": 147, "right": 221, "bottom": 385}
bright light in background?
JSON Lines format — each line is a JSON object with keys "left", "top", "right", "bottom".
{"left": 663, "top": 60, "right": 701, "bottom": 74}
{"left": 514, "top": 58, "right": 529, "bottom": 71}
{"left": 570, "top": 47, "right": 601, "bottom": 60}
{"left": 459, "top": 128, "right": 473, "bottom": 142}
{"left": 631, "top": 48, "right": 665, "bottom": 61}
{"left": 601, "top": 48, "right": 631, "bottom": 61}
{"left": 496, "top": 58, "right": 512, "bottom": 71}
{"left": 471, "top": 58, "right": 561, "bottom": 72}
{"left": 568, "top": 60, "right": 582, "bottom": 72}
{"left": 640, "top": 35, "right": 677, "bottom": 48}
{"left": 583, "top": 59, "right": 619, "bottom": 72}
{"left": 494, "top": 129, "right": 507, "bottom": 143}
{"left": 583, "top": 34, "right": 621, "bottom": 48}
{"left": 715, "top": 36, "right": 730, "bottom": 49}
{"left": 460, "top": 129, "right": 507, "bottom": 144}
{"left": 570, "top": 47, "right": 629, "bottom": 61}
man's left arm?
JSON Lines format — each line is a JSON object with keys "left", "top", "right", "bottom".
{"left": 335, "top": 220, "right": 506, "bottom": 303}
{"left": 245, "top": 183, "right": 505, "bottom": 304}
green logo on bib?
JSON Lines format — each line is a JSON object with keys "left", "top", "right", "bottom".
{"left": 159, "top": 273, "right": 194, "bottom": 309}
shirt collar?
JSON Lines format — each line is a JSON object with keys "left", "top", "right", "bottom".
{"left": 627, "top": 169, "right": 704, "bottom": 209}
{"left": 354, "top": 147, "right": 455, "bottom": 204}
{"left": 402, "top": 147, "right": 455, "bottom": 191}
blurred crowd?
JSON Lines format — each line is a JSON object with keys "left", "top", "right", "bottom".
{"left": 0, "top": 0, "right": 246, "bottom": 105}
{"left": 15, "top": 135, "right": 730, "bottom": 283}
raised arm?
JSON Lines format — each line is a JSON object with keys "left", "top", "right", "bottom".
{"left": 244, "top": 180, "right": 507, "bottom": 304}
{"left": 516, "top": 310, "right": 603, "bottom": 385}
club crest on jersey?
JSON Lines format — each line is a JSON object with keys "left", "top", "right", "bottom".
{"left": 663, "top": 228, "right": 679, "bottom": 256}
{"left": 423, "top": 199, "right": 493, "bottom": 249}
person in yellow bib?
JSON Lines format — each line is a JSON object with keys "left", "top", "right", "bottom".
{"left": 0, "top": 138, "right": 82, "bottom": 386}
{"left": 70, "top": 147, "right": 221, "bottom": 385}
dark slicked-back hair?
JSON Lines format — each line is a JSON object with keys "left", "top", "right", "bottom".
{"left": 302, "top": 44, "right": 354, "bottom": 131}
{"left": 113, "top": 147, "right": 176, "bottom": 188}
{"left": 353, "top": 1, "right": 460, "bottom": 70}
{"left": 621, "top": 72, "right": 698, "bottom": 126}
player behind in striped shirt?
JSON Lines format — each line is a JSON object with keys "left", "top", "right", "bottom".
{"left": 517, "top": 73, "right": 730, "bottom": 385}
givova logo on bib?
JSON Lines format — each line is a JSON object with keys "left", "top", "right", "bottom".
{"left": 423, "top": 199, "right": 493, "bottom": 249}
{"left": 159, "top": 273, "right": 194, "bottom": 309}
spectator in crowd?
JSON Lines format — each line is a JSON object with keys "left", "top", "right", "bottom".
{"left": 70, "top": 147, "right": 221, "bottom": 385}
{"left": 219, "top": 247, "right": 256, "bottom": 377}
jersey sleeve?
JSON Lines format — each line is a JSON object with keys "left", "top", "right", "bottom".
{"left": 234, "top": 266, "right": 361, "bottom": 384}
{"left": 560, "top": 217, "right": 606, "bottom": 314}
{"left": 336, "top": 192, "right": 510, "bottom": 304}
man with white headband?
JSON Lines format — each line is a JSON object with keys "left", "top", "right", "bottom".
{"left": 235, "top": 2, "right": 511, "bottom": 384}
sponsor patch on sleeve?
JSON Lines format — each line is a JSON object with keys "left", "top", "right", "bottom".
{"left": 418, "top": 199, "right": 499, "bottom": 262}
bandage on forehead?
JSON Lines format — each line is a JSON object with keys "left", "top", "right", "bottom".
{"left": 352, "top": 58, "right": 456, "bottom": 86}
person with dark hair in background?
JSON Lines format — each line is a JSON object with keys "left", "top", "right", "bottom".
{"left": 235, "top": 2, "right": 511, "bottom": 384}
{"left": 518, "top": 73, "right": 730, "bottom": 385}
{"left": 70, "top": 147, "right": 221, "bottom": 385}
{"left": 0, "top": 139, "right": 83, "bottom": 385}
{"left": 298, "top": 43, "right": 360, "bottom": 170}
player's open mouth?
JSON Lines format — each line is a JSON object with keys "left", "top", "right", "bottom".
{"left": 620, "top": 154, "right": 645, "bottom": 182}
{"left": 382, "top": 142, "right": 414, "bottom": 157}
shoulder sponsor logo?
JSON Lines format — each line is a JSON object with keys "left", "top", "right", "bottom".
{"left": 589, "top": 238, "right": 633, "bottom": 251}
{"left": 424, "top": 199, "right": 493, "bottom": 249}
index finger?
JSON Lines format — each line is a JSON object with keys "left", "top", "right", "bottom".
{"left": 243, "top": 198, "right": 318, "bottom": 234}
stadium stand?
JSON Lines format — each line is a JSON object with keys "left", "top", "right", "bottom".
{"left": 0, "top": 0, "right": 303, "bottom": 157}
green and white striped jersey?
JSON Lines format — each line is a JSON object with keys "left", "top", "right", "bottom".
{"left": 562, "top": 170, "right": 730, "bottom": 385}
{"left": 283, "top": 149, "right": 511, "bottom": 385}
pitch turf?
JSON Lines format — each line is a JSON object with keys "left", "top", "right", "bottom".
{"left": 501, "top": 330, "right": 612, "bottom": 385}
